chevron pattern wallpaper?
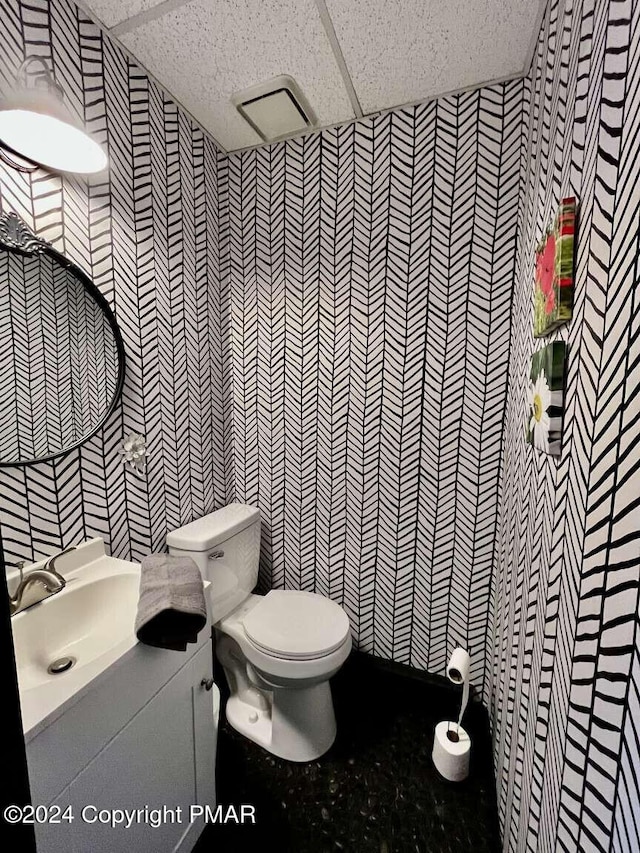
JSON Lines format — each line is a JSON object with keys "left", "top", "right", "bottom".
{"left": 224, "top": 85, "right": 522, "bottom": 687}
{"left": 0, "top": 249, "right": 120, "bottom": 463}
{"left": 489, "top": 0, "right": 640, "bottom": 851}
{"left": 1, "top": 0, "right": 639, "bottom": 850}
{"left": 0, "top": 0, "right": 228, "bottom": 564}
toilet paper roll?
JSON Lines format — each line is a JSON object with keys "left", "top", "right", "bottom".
{"left": 447, "top": 647, "right": 471, "bottom": 727}
{"left": 432, "top": 721, "right": 471, "bottom": 782}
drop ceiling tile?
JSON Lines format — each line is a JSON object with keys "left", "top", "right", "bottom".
{"left": 119, "top": 0, "right": 355, "bottom": 151}
{"left": 83, "top": 0, "right": 168, "bottom": 29}
{"left": 326, "top": 0, "right": 541, "bottom": 114}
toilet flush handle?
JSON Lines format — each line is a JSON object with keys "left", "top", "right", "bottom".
{"left": 208, "top": 550, "right": 224, "bottom": 559}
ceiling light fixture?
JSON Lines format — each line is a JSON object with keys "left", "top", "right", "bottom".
{"left": 0, "top": 57, "right": 108, "bottom": 174}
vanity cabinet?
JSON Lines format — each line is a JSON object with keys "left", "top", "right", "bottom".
{"left": 31, "top": 641, "right": 218, "bottom": 853}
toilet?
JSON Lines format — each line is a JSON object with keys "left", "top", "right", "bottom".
{"left": 166, "top": 503, "right": 352, "bottom": 762}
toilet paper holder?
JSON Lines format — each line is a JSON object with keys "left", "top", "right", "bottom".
{"left": 432, "top": 647, "right": 472, "bottom": 782}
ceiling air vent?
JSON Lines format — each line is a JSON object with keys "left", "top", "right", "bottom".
{"left": 231, "top": 75, "right": 316, "bottom": 143}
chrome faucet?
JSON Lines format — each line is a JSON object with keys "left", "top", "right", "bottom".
{"left": 9, "top": 546, "right": 75, "bottom": 616}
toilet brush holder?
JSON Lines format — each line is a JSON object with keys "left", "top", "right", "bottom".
{"left": 432, "top": 721, "right": 471, "bottom": 782}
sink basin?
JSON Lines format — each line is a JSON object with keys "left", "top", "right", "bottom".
{"left": 13, "top": 572, "right": 140, "bottom": 691}
{"left": 10, "top": 539, "right": 142, "bottom": 738}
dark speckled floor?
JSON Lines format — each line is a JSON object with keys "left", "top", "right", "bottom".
{"left": 194, "top": 653, "right": 500, "bottom": 853}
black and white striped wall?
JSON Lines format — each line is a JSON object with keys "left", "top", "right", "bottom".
{"left": 0, "top": 0, "right": 229, "bottom": 564}
{"left": 490, "top": 0, "right": 640, "bottom": 850}
{"left": 223, "top": 87, "right": 522, "bottom": 689}
{"left": 0, "top": 0, "right": 638, "bottom": 851}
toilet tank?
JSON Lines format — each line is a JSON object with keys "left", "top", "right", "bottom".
{"left": 166, "top": 504, "right": 261, "bottom": 624}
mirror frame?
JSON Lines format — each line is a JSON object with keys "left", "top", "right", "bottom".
{"left": 0, "top": 211, "right": 126, "bottom": 468}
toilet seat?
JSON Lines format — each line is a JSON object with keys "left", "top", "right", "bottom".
{"left": 242, "top": 590, "right": 351, "bottom": 661}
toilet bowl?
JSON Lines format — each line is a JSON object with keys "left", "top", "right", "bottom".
{"left": 167, "top": 505, "right": 352, "bottom": 762}
{"left": 217, "top": 591, "right": 351, "bottom": 761}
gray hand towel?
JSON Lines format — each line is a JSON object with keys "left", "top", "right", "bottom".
{"left": 135, "top": 554, "right": 207, "bottom": 651}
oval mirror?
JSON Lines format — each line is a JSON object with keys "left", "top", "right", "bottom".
{"left": 0, "top": 212, "right": 125, "bottom": 466}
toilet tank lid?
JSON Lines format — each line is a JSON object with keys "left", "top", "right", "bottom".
{"left": 166, "top": 504, "right": 260, "bottom": 551}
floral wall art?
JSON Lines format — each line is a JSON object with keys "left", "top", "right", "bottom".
{"left": 526, "top": 342, "right": 566, "bottom": 457}
{"left": 533, "top": 197, "right": 576, "bottom": 337}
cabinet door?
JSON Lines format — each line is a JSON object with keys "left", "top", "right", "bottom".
{"left": 61, "top": 644, "right": 215, "bottom": 853}
{"left": 193, "top": 647, "right": 218, "bottom": 812}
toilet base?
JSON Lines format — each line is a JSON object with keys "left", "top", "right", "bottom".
{"left": 225, "top": 680, "right": 337, "bottom": 762}
{"left": 225, "top": 694, "right": 273, "bottom": 753}
{"left": 216, "top": 618, "right": 349, "bottom": 763}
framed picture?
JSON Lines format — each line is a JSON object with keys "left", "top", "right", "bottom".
{"left": 526, "top": 342, "right": 567, "bottom": 457}
{"left": 534, "top": 197, "right": 577, "bottom": 337}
